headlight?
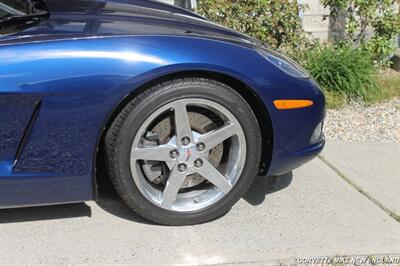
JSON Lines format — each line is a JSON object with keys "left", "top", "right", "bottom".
{"left": 258, "top": 49, "right": 310, "bottom": 79}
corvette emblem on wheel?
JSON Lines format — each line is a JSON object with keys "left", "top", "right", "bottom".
{"left": 185, "top": 149, "right": 192, "bottom": 162}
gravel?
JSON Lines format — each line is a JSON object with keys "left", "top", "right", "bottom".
{"left": 324, "top": 97, "right": 400, "bottom": 143}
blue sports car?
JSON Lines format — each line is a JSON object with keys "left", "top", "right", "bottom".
{"left": 0, "top": 0, "right": 325, "bottom": 225}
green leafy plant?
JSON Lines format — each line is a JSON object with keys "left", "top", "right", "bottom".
{"left": 321, "top": 0, "right": 400, "bottom": 65}
{"left": 196, "top": 0, "right": 307, "bottom": 51}
{"left": 293, "top": 43, "right": 379, "bottom": 102}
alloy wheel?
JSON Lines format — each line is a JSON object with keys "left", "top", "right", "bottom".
{"left": 130, "top": 98, "right": 247, "bottom": 212}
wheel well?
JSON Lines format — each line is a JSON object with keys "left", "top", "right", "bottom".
{"left": 95, "top": 71, "right": 273, "bottom": 194}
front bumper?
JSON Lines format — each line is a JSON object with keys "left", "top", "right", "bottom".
{"left": 267, "top": 138, "right": 325, "bottom": 176}
{"left": 263, "top": 78, "right": 326, "bottom": 176}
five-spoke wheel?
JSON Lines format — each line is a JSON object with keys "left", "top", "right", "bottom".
{"left": 105, "top": 78, "right": 261, "bottom": 225}
{"left": 130, "top": 98, "right": 246, "bottom": 212}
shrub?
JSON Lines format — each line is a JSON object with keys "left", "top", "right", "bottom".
{"left": 293, "top": 43, "right": 379, "bottom": 102}
{"left": 321, "top": 0, "right": 400, "bottom": 65}
{"left": 196, "top": 0, "right": 306, "bottom": 50}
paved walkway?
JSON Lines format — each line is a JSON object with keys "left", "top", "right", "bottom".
{"left": 0, "top": 141, "right": 399, "bottom": 265}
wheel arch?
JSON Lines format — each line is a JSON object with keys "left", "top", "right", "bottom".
{"left": 94, "top": 70, "right": 274, "bottom": 196}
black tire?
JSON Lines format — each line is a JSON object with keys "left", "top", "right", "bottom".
{"left": 105, "top": 78, "right": 262, "bottom": 225}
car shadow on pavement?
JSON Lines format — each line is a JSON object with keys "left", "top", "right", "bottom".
{"left": 244, "top": 172, "right": 293, "bottom": 206}
{"left": 95, "top": 163, "right": 293, "bottom": 223}
{"left": 96, "top": 187, "right": 157, "bottom": 225}
{"left": 0, "top": 171, "right": 293, "bottom": 225}
{"left": 95, "top": 165, "right": 158, "bottom": 225}
{"left": 0, "top": 203, "right": 92, "bottom": 224}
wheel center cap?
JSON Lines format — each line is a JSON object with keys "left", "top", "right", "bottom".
{"left": 177, "top": 145, "right": 197, "bottom": 165}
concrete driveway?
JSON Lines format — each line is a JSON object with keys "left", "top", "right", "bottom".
{"left": 0, "top": 141, "right": 399, "bottom": 265}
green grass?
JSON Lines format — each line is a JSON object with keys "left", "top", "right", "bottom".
{"left": 324, "top": 90, "right": 347, "bottom": 109}
{"left": 324, "top": 71, "right": 400, "bottom": 109}
{"left": 371, "top": 70, "right": 400, "bottom": 102}
{"left": 302, "top": 44, "right": 379, "bottom": 100}
{"left": 292, "top": 44, "right": 400, "bottom": 109}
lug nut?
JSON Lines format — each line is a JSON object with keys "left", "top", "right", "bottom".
{"left": 169, "top": 149, "right": 179, "bottom": 159}
{"left": 196, "top": 142, "right": 206, "bottom": 151}
{"left": 181, "top": 137, "right": 191, "bottom": 146}
{"left": 177, "top": 163, "right": 187, "bottom": 172}
{"left": 194, "top": 158, "right": 203, "bottom": 168}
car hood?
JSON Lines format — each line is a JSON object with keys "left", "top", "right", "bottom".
{"left": 1, "top": 0, "right": 260, "bottom": 47}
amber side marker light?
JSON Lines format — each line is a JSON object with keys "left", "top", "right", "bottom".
{"left": 273, "top": 100, "right": 314, "bottom": 110}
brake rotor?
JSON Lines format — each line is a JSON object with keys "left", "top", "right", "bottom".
{"left": 141, "top": 111, "right": 224, "bottom": 189}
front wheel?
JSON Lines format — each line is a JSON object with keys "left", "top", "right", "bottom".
{"left": 105, "top": 78, "right": 262, "bottom": 225}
